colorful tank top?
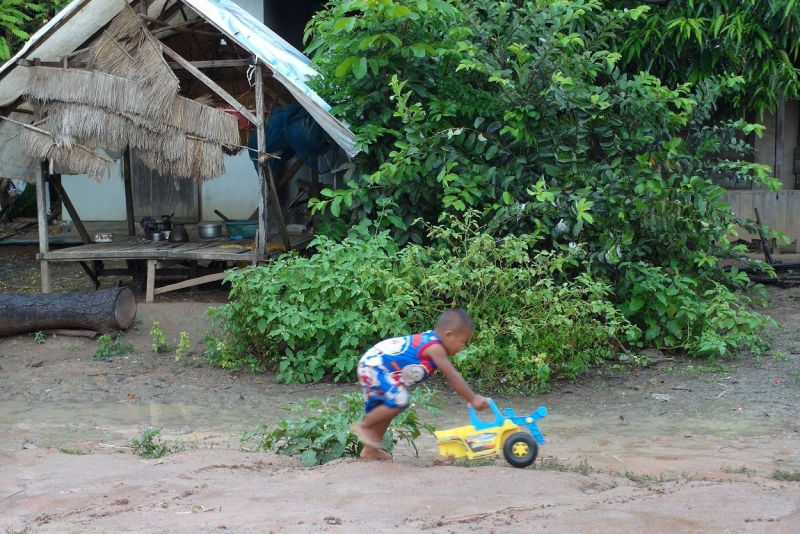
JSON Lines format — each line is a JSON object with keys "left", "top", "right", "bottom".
{"left": 359, "top": 331, "right": 442, "bottom": 385}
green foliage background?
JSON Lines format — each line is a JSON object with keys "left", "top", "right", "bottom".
{"left": 295, "top": 0, "right": 780, "bottom": 369}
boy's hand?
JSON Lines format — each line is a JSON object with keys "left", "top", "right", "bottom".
{"left": 470, "top": 395, "right": 490, "bottom": 411}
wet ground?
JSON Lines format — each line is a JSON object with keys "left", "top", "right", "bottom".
{"left": 1, "top": 243, "right": 799, "bottom": 532}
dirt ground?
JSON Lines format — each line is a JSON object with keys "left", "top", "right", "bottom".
{"left": 1, "top": 242, "right": 800, "bottom": 533}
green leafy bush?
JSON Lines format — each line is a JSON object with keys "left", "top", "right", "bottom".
{"left": 208, "top": 222, "right": 416, "bottom": 383}
{"left": 617, "top": 262, "right": 776, "bottom": 357}
{"left": 241, "top": 389, "right": 440, "bottom": 467}
{"left": 303, "top": 0, "right": 780, "bottom": 362}
{"left": 400, "top": 215, "right": 636, "bottom": 391}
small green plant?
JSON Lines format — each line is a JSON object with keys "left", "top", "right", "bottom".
{"left": 94, "top": 334, "right": 136, "bottom": 360}
{"left": 770, "top": 469, "right": 800, "bottom": 481}
{"left": 59, "top": 448, "right": 89, "bottom": 455}
{"left": 34, "top": 331, "right": 45, "bottom": 344}
{"left": 721, "top": 464, "right": 755, "bottom": 476}
{"left": 175, "top": 332, "right": 190, "bottom": 362}
{"left": 130, "top": 428, "right": 184, "bottom": 459}
{"left": 202, "top": 330, "right": 261, "bottom": 371}
{"left": 242, "top": 389, "right": 440, "bottom": 467}
{"left": 151, "top": 322, "right": 170, "bottom": 353}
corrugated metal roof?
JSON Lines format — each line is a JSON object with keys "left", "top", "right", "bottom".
{"left": 0, "top": 0, "right": 357, "bottom": 157}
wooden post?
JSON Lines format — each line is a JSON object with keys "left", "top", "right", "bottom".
{"left": 123, "top": 147, "right": 136, "bottom": 236}
{"left": 254, "top": 65, "right": 268, "bottom": 264}
{"left": 32, "top": 70, "right": 50, "bottom": 292}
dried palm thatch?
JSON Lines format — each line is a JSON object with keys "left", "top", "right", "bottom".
{"left": 45, "top": 102, "right": 186, "bottom": 160}
{"left": 20, "top": 125, "right": 112, "bottom": 182}
{"left": 169, "top": 96, "right": 240, "bottom": 146}
{"left": 22, "top": 3, "right": 242, "bottom": 182}
{"left": 105, "top": 3, "right": 142, "bottom": 41}
{"left": 137, "top": 137, "right": 226, "bottom": 182}
{"left": 88, "top": 32, "right": 180, "bottom": 99}
{"left": 26, "top": 67, "right": 175, "bottom": 120}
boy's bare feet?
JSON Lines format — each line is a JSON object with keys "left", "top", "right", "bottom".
{"left": 351, "top": 423, "right": 382, "bottom": 449}
{"left": 360, "top": 446, "right": 392, "bottom": 461}
{"left": 433, "top": 455, "right": 456, "bottom": 466}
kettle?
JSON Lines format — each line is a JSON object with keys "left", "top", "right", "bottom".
{"left": 168, "top": 223, "right": 189, "bottom": 242}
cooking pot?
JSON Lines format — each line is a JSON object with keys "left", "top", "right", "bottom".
{"left": 150, "top": 232, "right": 166, "bottom": 242}
{"left": 197, "top": 222, "right": 223, "bottom": 238}
{"left": 168, "top": 223, "right": 189, "bottom": 242}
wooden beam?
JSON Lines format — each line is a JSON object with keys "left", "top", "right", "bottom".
{"left": 166, "top": 59, "right": 256, "bottom": 70}
{"left": 267, "top": 163, "right": 291, "bottom": 253}
{"left": 16, "top": 59, "right": 87, "bottom": 69}
{"left": 49, "top": 175, "right": 92, "bottom": 244}
{"left": 123, "top": 148, "right": 136, "bottom": 236}
{"left": 247, "top": 157, "right": 306, "bottom": 220}
{"left": 153, "top": 271, "right": 229, "bottom": 296}
{"left": 161, "top": 44, "right": 259, "bottom": 126}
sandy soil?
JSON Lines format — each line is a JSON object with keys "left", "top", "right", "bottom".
{"left": 1, "top": 243, "right": 799, "bottom": 533}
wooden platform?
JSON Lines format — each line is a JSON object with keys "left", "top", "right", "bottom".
{"left": 36, "top": 233, "right": 314, "bottom": 302}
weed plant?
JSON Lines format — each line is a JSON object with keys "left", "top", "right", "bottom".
{"left": 150, "top": 322, "right": 170, "bottom": 353}
{"left": 771, "top": 469, "right": 800, "bottom": 481}
{"left": 94, "top": 334, "right": 135, "bottom": 360}
{"left": 130, "top": 428, "right": 184, "bottom": 459}
{"left": 242, "top": 388, "right": 440, "bottom": 466}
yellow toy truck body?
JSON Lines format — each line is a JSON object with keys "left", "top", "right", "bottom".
{"left": 434, "top": 400, "right": 547, "bottom": 468}
{"left": 434, "top": 419, "right": 522, "bottom": 461}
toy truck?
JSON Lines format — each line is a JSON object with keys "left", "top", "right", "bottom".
{"left": 434, "top": 399, "right": 547, "bottom": 468}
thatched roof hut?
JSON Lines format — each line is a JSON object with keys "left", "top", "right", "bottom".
{"left": 0, "top": 0, "right": 356, "bottom": 276}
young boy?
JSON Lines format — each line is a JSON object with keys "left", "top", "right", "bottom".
{"left": 352, "top": 308, "right": 489, "bottom": 460}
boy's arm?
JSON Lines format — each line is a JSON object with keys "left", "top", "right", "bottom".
{"left": 427, "top": 345, "right": 489, "bottom": 410}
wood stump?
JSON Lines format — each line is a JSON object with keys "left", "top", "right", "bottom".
{"left": 0, "top": 287, "right": 137, "bottom": 336}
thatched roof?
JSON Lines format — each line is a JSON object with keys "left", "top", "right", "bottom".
{"left": 18, "top": 4, "right": 239, "bottom": 181}
{"left": 0, "top": 0, "right": 357, "bottom": 183}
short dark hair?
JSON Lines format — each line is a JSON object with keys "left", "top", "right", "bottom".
{"left": 435, "top": 308, "right": 474, "bottom": 332}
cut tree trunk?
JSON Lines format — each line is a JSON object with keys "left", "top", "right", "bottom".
{"left": 0, "top": 287, "right": 137, "bottom": 336}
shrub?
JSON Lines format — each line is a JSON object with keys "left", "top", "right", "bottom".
{"left": 400, "top": 215, "right": 636, "bottom": 391}
{"left": 208, "top": 222, "right": 417, "bottom": 383}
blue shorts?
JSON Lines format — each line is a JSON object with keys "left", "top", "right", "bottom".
{"left": 357, "top": 363, "right": 410, "bottom": 413}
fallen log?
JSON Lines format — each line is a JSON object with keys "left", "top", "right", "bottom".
{"left": 0, "top": 287, "right": 137, "bottom": 336}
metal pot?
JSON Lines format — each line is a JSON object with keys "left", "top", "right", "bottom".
{"left": 197, "top": 222, "right": 223, "bottom": 238}
{"left": 150, "top": 232, "right": 166, "bottom": 242}
{"left": 169, "top": 223, "right": 189, "bottom": 242}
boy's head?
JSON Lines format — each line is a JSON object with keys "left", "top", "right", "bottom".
{"left": 434, "top": 308, "right": 474, "bottom": 356}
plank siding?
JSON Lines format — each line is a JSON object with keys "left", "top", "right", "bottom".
{"left": 724, "top": 190, "right": 800, "bottom": 251}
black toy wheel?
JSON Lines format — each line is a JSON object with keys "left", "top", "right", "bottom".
{"left": 502, "top": 432, "right": 538, "bottom": 468}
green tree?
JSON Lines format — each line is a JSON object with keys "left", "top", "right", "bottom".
{"left": 305, "top": 0, "right": 778, "bottom": 356}
{"left": 1, "top": 0, "right": 70, "bottom": 60}
{"left": 603, "top": 0, "right": 800, "bottom": 115}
